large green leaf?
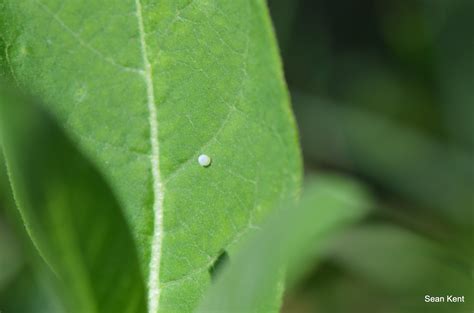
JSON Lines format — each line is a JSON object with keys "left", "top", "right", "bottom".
{"left": 0, "top": 0, "right": 301, "bottom": 312}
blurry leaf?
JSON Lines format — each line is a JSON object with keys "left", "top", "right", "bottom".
{"left": 0, "top": 89, "right": 147, "bottom": 313}
{"left": 0, "top": 267, "right": 65, "bottom": 313}
{"left": 197, "top": 174, "right": 372, "bottom": 313}
{"left": 0, "top": 153, "right": 13, "bottom": 209}
{"left": 294, "top": 93, "right": 474, "bottom": 227}
{"left": 1, "top": 143, "right": 64, "bottom": 310}
{"left": 378, "top": 0, "right": 448, "bottom": 60}
{"left": 287, "top": 267, "right": 405, "bottom": 313}
{"left": 0, "top": 139, "right": 24, "bottom": 297}
{"left": 0, "top": 218, "right": 22, "bottom": 291}
{"left": 332, "top": 57, "right": 436, "bottom": 131}
{"left": 0, "top": 1, "right": 301, "bottom": 311}
{"left": 327, "top": 224, "right": 472, "bottom": 313}
{"left": 435, "top": 0, "right": 474, "bottom": 150}
{"left": 268, "top": 0, "right": 301, "bottom": 54}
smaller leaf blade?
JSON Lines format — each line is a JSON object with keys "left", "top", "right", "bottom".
{"left": 0, "top": 86, "right": 146, "bottom": 313}
{"left": 197, "top": 174, "right": 372, "bottom": 313}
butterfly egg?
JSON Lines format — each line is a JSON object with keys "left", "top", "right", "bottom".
{"left": 198, "top": 154, "right": 212, "bottom": 167}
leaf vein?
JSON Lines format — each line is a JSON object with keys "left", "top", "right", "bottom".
{"left": 133, "top": 1, "right": 164, "bottom": 312}
{"left": 33, "top": 0, "right": 142, "bottom": 74}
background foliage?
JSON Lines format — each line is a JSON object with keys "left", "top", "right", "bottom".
{"left": 268, "top": 0, "right": 473, "bottom": 312}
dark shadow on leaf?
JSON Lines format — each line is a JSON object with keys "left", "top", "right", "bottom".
{"left": 209, "top": 250, "right": 230, "bottom": 282}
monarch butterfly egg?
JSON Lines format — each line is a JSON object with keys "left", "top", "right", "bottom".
{"left": 198, "top": 154, "right": 212, "bottom": 167}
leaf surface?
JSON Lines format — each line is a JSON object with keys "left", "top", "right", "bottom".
{"left": 0, "top": 1, "right": 301, "bottom": 312}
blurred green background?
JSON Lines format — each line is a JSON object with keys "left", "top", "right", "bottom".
{"left": 267, "top": 0, "right": 473, "bottom": 312}
{"left": 0, "top": 0, "right": 473, "bottom": 312}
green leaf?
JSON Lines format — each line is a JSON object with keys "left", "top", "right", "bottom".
{"left": 0, "top": 88, "right": 147, "bottom": 312}
{"left": 0, "top": 1, "right": 301, "bottom": 312}
{"left": 197, "top": 175, "right": 372, "bottom": 313}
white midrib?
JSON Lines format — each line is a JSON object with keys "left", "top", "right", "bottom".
{"left": 134, "top": 0, "right": 164, "bottom": 312}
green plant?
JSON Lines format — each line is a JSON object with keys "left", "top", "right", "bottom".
{"left": 0, "top": 1, "right": 317, "bottom": 312}
{"left": 2, "top": 1, "right": 471, "bottom": 313}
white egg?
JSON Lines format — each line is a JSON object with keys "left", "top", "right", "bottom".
{"left": 198, "top": 154, "right": 212, "bottom": 167}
